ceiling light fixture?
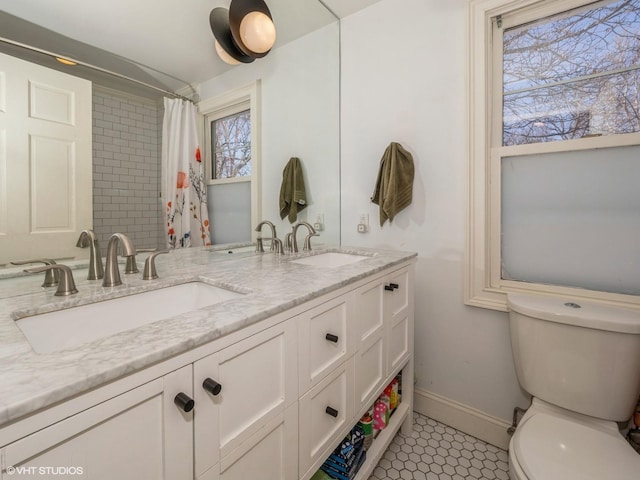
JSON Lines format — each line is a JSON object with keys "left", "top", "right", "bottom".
{"left": 210, "top": 0, "right": 276, "bottom": 66}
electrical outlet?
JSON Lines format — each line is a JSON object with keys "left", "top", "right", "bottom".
{"left": 357, "top": 213, "right": 369, "bottom": 233}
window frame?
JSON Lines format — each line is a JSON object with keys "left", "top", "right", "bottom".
{"left": 465, "top": 0, "right": 640, "bottom": 311}
{"left": 198, "top": 81, "right": 262, "bottom": 242}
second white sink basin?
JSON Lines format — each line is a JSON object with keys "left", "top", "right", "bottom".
{"left": 289, "top": 252, "right": 370, "bottom": 268}
{"left": 16, "top": 282, "right": 244, "bottom": 354}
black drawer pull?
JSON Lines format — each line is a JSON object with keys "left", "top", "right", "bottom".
{"left": 325, "top": 333, "right": 339, "bottom": 343}
{"left": 390, "top": 283, "right": 399, "bottom": 290}
{"left": 384, "top": 285, "right": 394, "bottom": 291}
{"left": 174, "top": 392, "right": 195, "bottom": 412}
{"left": 203, "top": 378, "right": 222, "bottom": 396}
{"left": 325, "top": 406, "right": 339, "bottom": 418}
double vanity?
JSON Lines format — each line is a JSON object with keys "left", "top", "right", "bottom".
{"left": 0, "top": 245, "right": 416, "bottom": 479}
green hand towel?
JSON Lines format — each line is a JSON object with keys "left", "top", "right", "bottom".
{"left": 371, "top": 142, "right": 415, "bottom": 226}
{"left": 280, "top": 157, "right": 307, "bottom": 223}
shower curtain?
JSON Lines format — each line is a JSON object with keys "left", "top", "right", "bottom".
{"left": 162, "top": 98, "right": 211, "bottom": 248}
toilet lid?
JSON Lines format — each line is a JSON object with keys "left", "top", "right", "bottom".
{"left": 513, "top": 413, "right": 640, "bottom": 480}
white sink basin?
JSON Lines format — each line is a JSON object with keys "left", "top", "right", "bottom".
{"left": 16, "top": 282, "right": 244, "bottom": 354}
{"left": 289, "top": 252, "right": 370, "bottom": 268}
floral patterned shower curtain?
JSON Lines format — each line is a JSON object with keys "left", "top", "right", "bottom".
{"left": 161, "top": 98, "right": 211, "bottom": 248}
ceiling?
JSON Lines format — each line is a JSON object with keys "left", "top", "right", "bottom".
{"left": 0, "top": 0, "right": 382, "bottom": 96}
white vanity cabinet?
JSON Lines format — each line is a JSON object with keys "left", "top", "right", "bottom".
{"left": 0, "top": 365, "right": 194, "bottom": 480}
{"left": 0, "top": 259, "right": 415, "bottom": 480}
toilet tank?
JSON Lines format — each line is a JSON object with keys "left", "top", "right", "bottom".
{"left": 507, "top": 293, "right": 640, "bottom": 422}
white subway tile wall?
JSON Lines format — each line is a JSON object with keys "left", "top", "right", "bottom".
{"left": 92, "top": 89, "right": 164, "bottom": 254}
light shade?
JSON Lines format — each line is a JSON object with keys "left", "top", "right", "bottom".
{"left": 214, "top": 41, "right": 240, "bottom": 66}
{"left": 229, "top": 0, "right": 275, "bottom": 58}
{"left": 209, "top": 7, "right": 255, "bottom": 65}
{"left": 238, "top": 11, "right": 276, "bottom": 54}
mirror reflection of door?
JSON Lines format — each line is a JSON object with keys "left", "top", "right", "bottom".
{"left": 202, "top": 83, "right": 260, "bottom": 245}
{"left": 0, "top": 52, "right": 92, "bottom": 265}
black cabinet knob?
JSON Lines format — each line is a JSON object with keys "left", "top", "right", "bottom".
{"left": 174, "top": 392, "right": 194, "bottom": 412}
{"left": 325, "top": 406, "right": 339, "bottom": 418}
{"left": 390, "top": 283, "right": 399, "bottom": 290}
{"left": 384, "top": 284, "right": 394, "bottom": 291}
{"left": 325, "top": 333, "right": 339, "bottom": 343}
{"left": 203, "top": 377, "right": 222, "bottom": 396}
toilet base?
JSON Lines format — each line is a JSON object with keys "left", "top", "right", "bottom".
{"left": 508, "top": 398, "right": 637, "bottom": 480}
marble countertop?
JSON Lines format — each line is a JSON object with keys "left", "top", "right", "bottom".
{"left": 0, "top": 245, "right": 416, "bottom": 426}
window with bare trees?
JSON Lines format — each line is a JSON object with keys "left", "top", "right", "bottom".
{"left": 466, "top": 0, "right": 640, "bottom": 310}
{"left": 211, "top": 109, "right": 251, "bottom": 179}
{"left": 502, "top": 0, "right": 640, "bottom": 145}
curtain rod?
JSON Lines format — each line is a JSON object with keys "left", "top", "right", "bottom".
{"left": 0, "top": 37, "right": 197, "bottom": 103}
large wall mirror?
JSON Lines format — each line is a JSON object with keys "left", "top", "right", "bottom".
{"left": 0, "top": 0, "right": 340, "bottom": 267}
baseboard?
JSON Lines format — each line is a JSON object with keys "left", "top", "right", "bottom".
{"left": 413, "top": 388, "right": 511, "bottom": 450}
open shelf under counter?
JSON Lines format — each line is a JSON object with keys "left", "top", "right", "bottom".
{"left": 352, "top": 401, "right": 412, "bottom": 480}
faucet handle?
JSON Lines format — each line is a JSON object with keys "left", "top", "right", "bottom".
{"left": 24, "top": 264, "right": 78, "bottom": 296}
{"left": 303, "top": 232, "right": 320, "bottom": 251}
{"left": 142, "top": 250, "right": 170, "bottom": 280}
{"left": 255, "top": 237, "right": 265, "bottom": 253}
{"left": 125, "top": 248, "right": 156, "bottom": 274}
{"left": 284, "top": 233, "right": 293, "bottom": 253}
{"left": 272, "top": 237, "right": 284, "bottom": 255}
{"left": 11, "top": 259, "right": 59, "bottom": 287}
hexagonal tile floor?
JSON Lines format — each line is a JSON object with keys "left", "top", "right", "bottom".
{"left": 368, "top": 412, "right": 510, "bottom": 480}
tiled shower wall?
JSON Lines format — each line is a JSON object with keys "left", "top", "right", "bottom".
{"left": 92, "top": 87, "right": 164, "bottom": 254}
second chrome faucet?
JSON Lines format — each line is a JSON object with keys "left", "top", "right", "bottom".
{"left": 103, "top": 233, "right": 136, "bottom": 287}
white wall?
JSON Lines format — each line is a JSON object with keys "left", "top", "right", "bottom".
{"left": 198, "top": 24, "right": 341, "bottom": 245}
{"left": 340, "top": 0, "right": 530, "bottom": 428}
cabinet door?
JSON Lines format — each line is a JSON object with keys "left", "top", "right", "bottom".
{"left": 353, "top": 278, "right": 386, "bottom": 409}
{"left": 298, "top": 295, "right": 351, "bottom": 393}
{"left": 1, "top": 366, "right": 193, "bottom": 480}
{"left": 385, "top": 267, "right": 413, "bottom": 374}
{"left": 193, "top": 320, "right": 297, "bottom": 479}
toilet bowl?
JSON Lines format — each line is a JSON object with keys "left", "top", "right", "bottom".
{"left": 508, "top": 399, "right": 640, "bottom": 480}
{"left": 507, "top": 293, "right": 640, "bottom": 480}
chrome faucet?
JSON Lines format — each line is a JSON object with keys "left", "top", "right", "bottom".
{"left": 255, "top": 220, "right": 283, "bottom": 254}
{"left": 11, "top": 259, "right": 60, "bottom": 287}
{"left": 23, "top": 264, "right": 78, "bottom": 296}
{"left": 103, "top": 233, "right": 136, "bottom": 287}
{"left": 291, "top": 221, "right": 319, "bottom": 253}
{"left": 76, "top": 229, "right": 104, "bottom": 280}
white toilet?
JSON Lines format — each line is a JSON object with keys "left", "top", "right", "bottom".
{"left": 507, "top": 293, "right": 640, "bottom": 480}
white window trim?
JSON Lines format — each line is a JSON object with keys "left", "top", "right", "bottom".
{"left": 465, "top": 0, "right": 640, "bottom": 312}
{"left": 197, "top": 81, "right": 262, "bottom": 242}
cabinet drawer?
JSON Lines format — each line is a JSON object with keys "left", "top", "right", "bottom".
{"left": 386, "top": 268, "right": 410, "bottom": 318}
{"left": 298, "top": 295, "right": 351, "bottom": 393}
{"left": 388, "top": 312, "right": 411, "bottom": 374}
{"left": 298, "top": 358, "right": 354, "bottom": 476}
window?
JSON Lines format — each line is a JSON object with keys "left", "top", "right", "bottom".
{"left": 466, "top": 0, "right": 640, "bottom": 311}
{"left": 200, "top": 82, "right": 261, "bottom": 245}
{"left": 211, "top": 109, "right": 251, "bottom": 180}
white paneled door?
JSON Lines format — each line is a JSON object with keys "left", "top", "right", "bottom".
{"left": 0, "top": 52, "right": 92, "bottom": 265}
